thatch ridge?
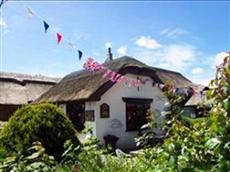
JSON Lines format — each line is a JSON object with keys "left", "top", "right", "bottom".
{"left": 0, "top": 72, "right": 60, "bottom": 105}
{"left": 0, "top": 72, "right": 61, "bottom": 84}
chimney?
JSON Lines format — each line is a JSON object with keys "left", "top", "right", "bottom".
{"left": 106, "top": 47, "right": 113, "bottom": 62}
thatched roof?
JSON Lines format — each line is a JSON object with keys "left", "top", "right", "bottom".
{"left": 151, "top": 67, "right": 192, "bottom": 87}
{"left": 36, "top": 56, "right": 194, "bottom": 103}
{"left": 0, "top": 72, "right": 60, "bottom": 105}
{"left": 185, "top": 85, "right": 209, "bottom": 106}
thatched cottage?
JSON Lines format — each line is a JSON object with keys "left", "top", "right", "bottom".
{"left": 36, "top": 51, "right": 199, "bottom": 148}
{"left": 0, "top": 72, "right": 60, "bottom": 121}
{"left": 183, "top": 86, "right": 210, "bottom": 118}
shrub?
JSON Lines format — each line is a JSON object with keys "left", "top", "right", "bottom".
{"left": 0, "top": 142, "right": 57, "bottom": 172}
{"left": 0, "top": 103, "right": 80, "bottom": 161}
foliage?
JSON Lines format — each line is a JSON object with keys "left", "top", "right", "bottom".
{"left": 60, "top": 136, "right": 156, "bottom": 172}
{"left": 207, "top": 55, "right": 230, "bottom": 171}
{"left": 0, "top": 142, "right": 57, "bottom": 172}
{"left": 133, "top": 55, "right": 230, "bottom": 171}
{"left": 180, "top": 115, "right": 207, "bottom": 126}
{"left": 0, "top": 103, "right": 80, "bottom": 161}
{"left": 148, "top": 54, "right": 230, "bottom": 171}
{"left": 135, "top": 110, "right": 161, "bottom": 148}
{"left": 162, "top": 80, "right": 188, "bottom": 136}
{"left": 144, "top": 80, "right": 212, "bottom": 171}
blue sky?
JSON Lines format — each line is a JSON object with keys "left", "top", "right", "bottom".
{"left": 0, "top": 1, "right": 229, "bottom": 85}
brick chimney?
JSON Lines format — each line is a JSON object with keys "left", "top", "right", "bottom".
{"left": 106, "top": 47, "right": 113, "bottom": 62}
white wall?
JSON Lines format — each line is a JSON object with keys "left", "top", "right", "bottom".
{"left": 85, "top": 102, "right": 97, "bottom": 136}
{"left": 85, "top": 74, "right": 168, "bottom": 149}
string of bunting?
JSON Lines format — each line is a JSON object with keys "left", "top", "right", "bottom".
{"left": 0, "top": 0, "right": 8, "bottom": 8}
{"left": 26, "top": 7, "right": 83, "bottom": 60}
{"left": 83, "top": 58, "right": 204, "bottom": 94}
{"left": 83, "top": 58, "right": 145, "bottom": 87}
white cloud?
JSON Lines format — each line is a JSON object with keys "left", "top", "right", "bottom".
{"left": 0, "top": 17, "right": 7, "bottom": 28}
{"left": 162, "top": 44, "right": 196, "bottom": 70}
{"left": 133, "top": 44, "right": 197, "bottom": 72}
{"left": 117, "top": 46, "right": 127, "bottom": 56}
{"left": 105, "top": 42, "right": 112, "bottom": 48}
{"left": 214, "top": 52, "right": 228, "bottom": 67}
{"left": 191, "top": 67, "right": 204, "bottom": 75}
{"left": 135, "top": 36, "right": 161, "bottom": 49}
{"left": 189, "top": 51, "right": 229, "bottom": 86}
{"left": 160, "top": 28, "right": 187, "bottom": 38}
{"left": 190, "top": 76, "right": 212, "bottom": 86}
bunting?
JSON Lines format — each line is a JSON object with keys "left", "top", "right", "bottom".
{"left": 68, "top": 42, "right": 75, "bottom": 49}
{"left": 27, "top": 7, "right": 83, "bottom": 61}
{"left": 83, "top": 58, "right": 145, "bottom": 87}
{"left": 27, "top": 7, "right": 35, "bottom": 17}
{"left": 78, "top": 50, "right": 83, "bottom": 60}
{"left": 0, "top": 0, "right": 8, "bottom": 8}
{"left": 43, "top": 21, "right": 49, "bottom": 33}
{"left": 56, "top": 32, "right": 62, "bottom": 44}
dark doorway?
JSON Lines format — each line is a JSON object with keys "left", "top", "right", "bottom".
{"left": 66, "top": 102, "right": 85, "bottom": 131}
{"left": 0, "top": 104, "right": 21, "bottom": 121}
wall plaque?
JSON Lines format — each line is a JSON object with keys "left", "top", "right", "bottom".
{"left": 111, "top": 118, "right": 123, "bottom": 128}
{"left": 85, "top": 110, "right": 95, "bottom": 121}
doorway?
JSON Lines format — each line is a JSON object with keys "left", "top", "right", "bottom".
{"left": 66, "top": 102, "right": 85, "bottom": 131}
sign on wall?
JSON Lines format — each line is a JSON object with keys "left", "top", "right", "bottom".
{"left": 85, "top": 110, "right": 95, "bottom": 121}
{"left": 111, "top": 118, "right": 123, "bottom": 128}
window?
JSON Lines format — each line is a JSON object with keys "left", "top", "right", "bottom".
{"left": 100, "top": 103, "right": 110, "bottom": 118}
{"left": 122, "top": 98, "right": 152, "bottom": 131}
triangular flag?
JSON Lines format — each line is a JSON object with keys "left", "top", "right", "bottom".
{"left": 57, "top": 32, "right": 62, "bottom": 44}
{"left": 78, "top": 50, "right": 83, "bottom": 60}
{"left": 27, "top": 7, "right": 35, "bottom": 17}
{"left": 43, "top": 21, "right": 49, "bottom": 33}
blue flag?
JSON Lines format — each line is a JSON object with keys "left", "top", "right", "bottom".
{"left": 78, "top": 50, "right": 83, "bottom": 60}
{"left": 0, "top": 0, "right": 8, "bottom": 8}
{"left": 43, "top": 20, "right": 49, "bottom": 33}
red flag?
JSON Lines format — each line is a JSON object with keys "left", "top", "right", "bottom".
{"left": 57, "top": 33, "right": 62, "bottom": 44}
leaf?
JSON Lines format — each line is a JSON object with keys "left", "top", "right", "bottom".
{"left": 25, "top": 152, "right": 40, "bottom": 160}
{"left": 223, "top": 98, "right": 230, "bottom": 111}
{"left": 140, "top": 124, "right": 150, "bottom": 129}
{"left": 28, "top": 162, "right": 45, "bottom": 168}
{"left": 205, "top": 138, "right": 220, "bottom": 150}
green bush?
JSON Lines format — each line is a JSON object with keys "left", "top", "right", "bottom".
{"left": 0, "top": 141, "right": 57, "bottom": 172}
{"left": 0, "top": 103, "right": 80, "bottom": 161}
